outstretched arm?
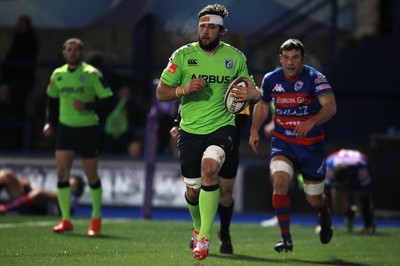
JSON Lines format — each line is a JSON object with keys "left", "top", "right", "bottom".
{"left": 249, "top": 100, "right": 270, "bottom": 154}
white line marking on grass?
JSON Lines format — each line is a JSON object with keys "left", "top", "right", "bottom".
{"left": 0, "top": 218, "right": 132, "bottom": 229}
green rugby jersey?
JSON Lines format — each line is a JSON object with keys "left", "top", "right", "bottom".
{"left": 160, "top": 41, "right": 254, "bottom": 135}
{"left": 47, "top": 62, "right": 113, "bottom": 127}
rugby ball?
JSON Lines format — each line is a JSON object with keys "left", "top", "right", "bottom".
{"left": 224, "top": 77, "right": 250, "bottom": 114}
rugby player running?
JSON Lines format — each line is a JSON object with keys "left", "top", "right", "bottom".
{"left": 249, "top": 39, "right": 337, "bottom": 252}
{"left": 156, "top": 3, "right": 261, "bottom": 260}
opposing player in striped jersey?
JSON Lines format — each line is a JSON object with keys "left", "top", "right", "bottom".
{"left": 157, "top": 4, "right": 261, "bottom": 260}
{"left": 323, "top": 149, "right": 375, "bottom": 234}
{"left": 249, "top": 39, "right": 337, "bottom": 252}
{"left": 0, "top": 169, "right": 84, "bottom": 216}
{"left": 43, "top": 38, "right": 113, "bottom": 236}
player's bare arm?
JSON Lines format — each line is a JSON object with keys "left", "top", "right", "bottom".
{"left": 170, "top": 126, "right": 179, "bottom": 140}
{"left": 249, "top": 100, "right": 270, "bottom": 154}
{"left": 157, "top": 78, "right": 206, "bottom": 101}
{"left": 264, "top": 120, "right": 275, "bottom": 138}
{"left": 293, "top": 94, "right": 337, "bottom": 138}
{"left": 43, "top": 96, "right": 58, "bottom": 137}
{"left": 156, "top": 81, "right": 179, "bottom": 101}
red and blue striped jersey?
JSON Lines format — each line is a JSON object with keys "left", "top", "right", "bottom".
{"left": 326, "top": 149, "right": 371, "bottom": 190}
{"left": 260, "top": 65, "right": 333, "bottom": 145}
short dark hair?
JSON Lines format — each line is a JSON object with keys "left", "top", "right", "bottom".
{"left": 279, "top": 39, "right": 305, "bottom": 57}
{"left": 198, "top": 3, "right": 228, "bottom": 18}
{"left": 63, "top": 38, "right": 84, "bottom": 50}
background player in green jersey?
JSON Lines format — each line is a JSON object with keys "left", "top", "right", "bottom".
{"left": 157, "top": 4, "right": 261, "bottom": 260}
{"left": 43, "top": 38, "right": 113, "bottom": 236}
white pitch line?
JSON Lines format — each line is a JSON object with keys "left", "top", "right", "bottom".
{"left": 0, "top": 218, "right": 132, "bottom": 229}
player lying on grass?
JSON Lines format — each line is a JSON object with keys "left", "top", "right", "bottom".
{"left": 0, "top": 168, "right": 85, "bottom": 216}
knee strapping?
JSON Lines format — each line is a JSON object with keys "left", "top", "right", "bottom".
{"left": 304, "top": 182, "right": 324, "bottom": 195}
{"left": 270, "top": 160, "right": 294, "bottom": 179}
{"left": 202, "top": 145, "right": 226, "bottom": 166}
{"left": 182, "top": 176, "right": 201, "bottom": 189}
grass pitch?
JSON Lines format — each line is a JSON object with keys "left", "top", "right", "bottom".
{"left": 0, "top": 215, "right": 399, "bottom": 265}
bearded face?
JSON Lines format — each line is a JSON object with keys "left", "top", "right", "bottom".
{"left": 198, "top": 23, "right": 222, "bottom": 51}
{"left": 199, "top": 34, "right": 220, "bottom": 51}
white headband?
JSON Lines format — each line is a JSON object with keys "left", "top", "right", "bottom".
{"left": 199, "top": 14, "right": 224, "bottom": 26}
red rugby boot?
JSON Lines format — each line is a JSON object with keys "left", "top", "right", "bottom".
{"left": 53, "top": 219, "right": 73, "bottom": 233}
{"left": 87, "top": 218, "right": 101, "bottom": 236}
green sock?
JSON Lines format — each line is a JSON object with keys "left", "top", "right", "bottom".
{"left": 186, "top": 197, "right": 201, "bottom": 232}
{"left": 198, "top": 186, "right": 220, "bottom": 240}
{"left": 58, "top": 186, "right": 72, "bottom": 220}
{"left": 89, "top": 187, "right": 102, "bottom": 218}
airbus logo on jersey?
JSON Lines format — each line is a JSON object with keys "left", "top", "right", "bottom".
{"left": 187, "top": 59, "right": 198, "bottom": 66}
{"left": 61, "top": 87, "right": 84, "bottom": 94}
{"left": 272, "top": 84, "right": 285, "bottom": 92}
{"left": 191, "top": 74, "right": 230, "bottom": 84}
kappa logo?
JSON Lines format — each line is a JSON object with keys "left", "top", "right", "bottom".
{"left": 187, "top": 59, "right": 198, "bottom": 66}
{"left": 272, "top": 84, "right": 285, "bottom": 92}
